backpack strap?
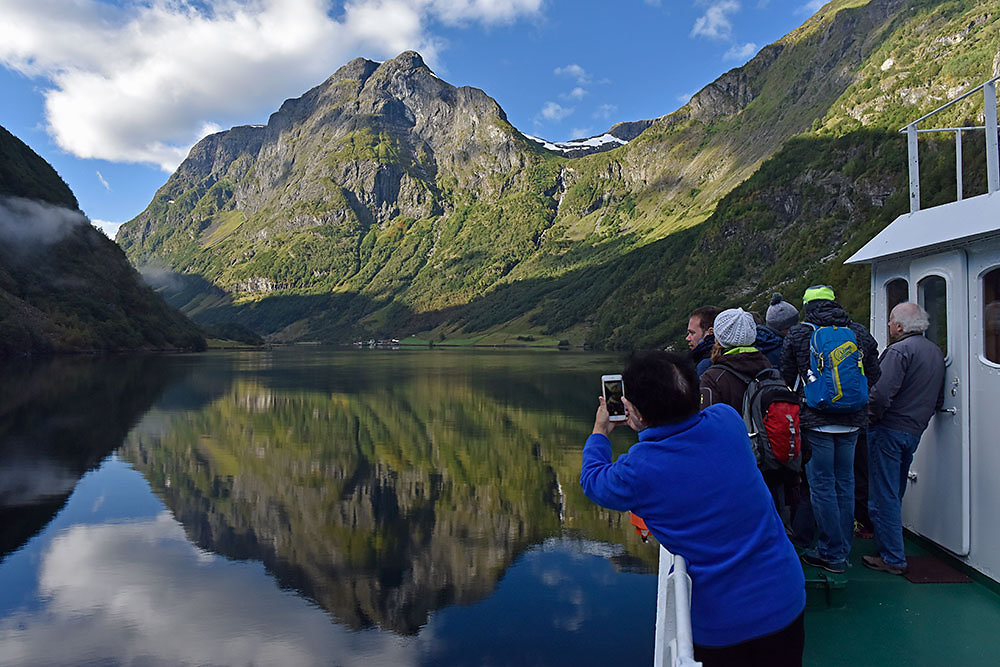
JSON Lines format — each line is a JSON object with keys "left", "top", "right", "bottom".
{"left": 802, "top": 322, "right": 820, "bottom": 382}
{"left": 715, "top": 365, "right": 752, "bottom": 385}
{"left": 713, "top": 366, "right": 758, "bottom": 437}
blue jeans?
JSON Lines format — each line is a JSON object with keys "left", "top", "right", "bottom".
{"left": 804, "top": 429, "right": 858, "bottom": 565}
{"left": 867, "top": 425, "right": 921, "bottom": 568}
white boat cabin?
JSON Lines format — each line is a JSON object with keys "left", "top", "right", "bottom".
{"left": 847, "top": 76, "right": 1000, "bottom": 583}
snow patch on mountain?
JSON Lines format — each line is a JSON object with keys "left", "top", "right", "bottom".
{"left": 522, "top": 132, "right": 627, "bottom": 154}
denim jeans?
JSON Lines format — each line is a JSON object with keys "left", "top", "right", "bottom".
{"left": 867, "top": 425, "right": 922, "bottom": 568}
{"left": 804, "top": 429, "right": 858, "bottom": 565}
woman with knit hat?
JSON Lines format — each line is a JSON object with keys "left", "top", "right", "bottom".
{"left": 699, "top": 308, "right": 773, "bottom": 412}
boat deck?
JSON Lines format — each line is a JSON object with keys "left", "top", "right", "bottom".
{"left": 802, "top": 535, "right": 1000, "bottom": 666}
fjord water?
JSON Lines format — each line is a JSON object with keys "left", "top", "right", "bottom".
{"left": 0, "top": 349, "right": 657, "bottom": 666}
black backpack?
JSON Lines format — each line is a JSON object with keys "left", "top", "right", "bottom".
{"left": 720, "top": 367, "right": 802, "bottom": 472}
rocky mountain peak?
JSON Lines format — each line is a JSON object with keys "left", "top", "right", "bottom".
{"left": 379, "top": 50, "right": 430, "bottom": 74}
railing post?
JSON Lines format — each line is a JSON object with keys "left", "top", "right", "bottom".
{"left": 955, "top": 129, "right": 963, "bottom": 201}
{"left": 907, "top": 123, "right": 920, "bottom": 212}
{"left": 654, "top": 547, "right": 672, "bottom": 667}
{"left": 653, "top": 547, "right": 702, "bottom": 667}
{"left": 985, "top": 80, "right": 999, "bottom": 194}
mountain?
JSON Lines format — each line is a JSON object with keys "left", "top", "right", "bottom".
{"left": 118, "top": 0, "right": 1000, "bottom": 348}
{"left": 0, "top": 125, "right": 205, "bottom": 355}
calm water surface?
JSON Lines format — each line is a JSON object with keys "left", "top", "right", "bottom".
{"left": 0, "top": 349, "right": 659, "bottom": 666}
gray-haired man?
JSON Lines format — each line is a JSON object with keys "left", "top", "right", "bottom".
{"left": 863, "top": 302, "right": 946, "bottom": 575}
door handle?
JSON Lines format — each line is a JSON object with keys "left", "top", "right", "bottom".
{"left": 939, "top": 407, "right": 957, "bottom": 415}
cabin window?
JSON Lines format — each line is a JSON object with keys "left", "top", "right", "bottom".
{"left": 885, "top": 278, "right": 909, "bottom": 335}
{"left": 918, "top": 275, "right": 948, "bottom": 356}
{"left": 985, "top": 268, "right": 1000, "bottom": 364}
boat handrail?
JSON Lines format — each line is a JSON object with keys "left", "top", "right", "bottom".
{"left": 897, "top": 75, "right": 1000, "bottom": 213}
{"left": 897, "top": 76, "right": 1000, "bottom": 132}
{"left": 653, "top": 546, "right": 702, "bottom": 667}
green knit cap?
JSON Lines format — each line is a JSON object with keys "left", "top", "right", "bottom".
{"left": 802, "top": 284, "right": 836, "bottom": 304}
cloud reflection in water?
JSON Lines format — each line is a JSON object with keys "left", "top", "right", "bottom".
{"left": 0, "top": 512, "right": 422, "bottom": 666}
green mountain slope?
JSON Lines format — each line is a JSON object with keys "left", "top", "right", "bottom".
{"left": 118, "top": 0, "right": 999, "bottom": 348}
{"left": 0, "top": 126, "right": 206, "bottom": 355}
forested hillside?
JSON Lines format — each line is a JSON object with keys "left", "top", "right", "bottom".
{"left": 0, "top": 126, "right": 205, "bottom": 356}
{"left": 118, "top": 0, "right": 999, "bottom": 348}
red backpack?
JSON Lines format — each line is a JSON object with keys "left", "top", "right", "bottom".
{"left": 721, "top": 367, "right": 802, "bottom": 471}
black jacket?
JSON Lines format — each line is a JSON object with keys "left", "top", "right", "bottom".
{"left": 779, "top": 300, "right": 881, "bottom": 430}
{"left": 754, "top": 326, "right": 785, "bottom": 373}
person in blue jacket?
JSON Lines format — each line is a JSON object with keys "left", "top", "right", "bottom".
{"left": 581, "top": 351, "right": 805, "bottom": 667}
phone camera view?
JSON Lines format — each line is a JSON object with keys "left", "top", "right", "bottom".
{"left": 604, "top": 380, "right": 625, "bottom": 417}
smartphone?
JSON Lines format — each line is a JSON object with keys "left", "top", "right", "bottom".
{"left": 601, "top": 374, "right": 627, "bottom": 422}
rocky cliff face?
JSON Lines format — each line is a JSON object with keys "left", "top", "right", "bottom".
{"left": 120, "top": 51, "right": 540, "bottom": 256}
{"left": 117, "top": 0, "right": 996, "bottom": 347}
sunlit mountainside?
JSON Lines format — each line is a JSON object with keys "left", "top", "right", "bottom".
{"left": 117, "top": 0, "right": 999, "bottom": 349}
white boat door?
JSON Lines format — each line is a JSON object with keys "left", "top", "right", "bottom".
{"left": 967, "top": 248, "right": 1000, "bottom": 567}
{"left": 900, "top": 250, "right": 970, "bottom": 556}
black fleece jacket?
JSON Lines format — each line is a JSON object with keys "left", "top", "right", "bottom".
{"left": 779, "top": 300, "right": 881, "bottom": 430}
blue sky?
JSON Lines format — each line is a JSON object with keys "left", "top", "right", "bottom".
{"left": 0, "top": 0, "right": 824, "bottom": 237}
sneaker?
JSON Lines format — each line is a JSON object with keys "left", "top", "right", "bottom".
{"left": 862, "top": 554, "right": 907, "bottom": 575}
{"left": 801, "top": 552, "right": 847, "bottom": 574}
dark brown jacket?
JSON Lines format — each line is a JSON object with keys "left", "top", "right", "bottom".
{"left": 699, "top": 350, "right": 772, "bottom": 413}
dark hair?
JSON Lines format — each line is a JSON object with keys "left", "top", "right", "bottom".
{"left": 623, "top": 351, "right": 700, "bottom": 427}
{"left": 689, "top": 306, "right": 723, "bottom": 331}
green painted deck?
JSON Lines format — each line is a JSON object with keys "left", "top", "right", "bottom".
{"left": 802, "top": 536, "right": 1000, "bottom": 666}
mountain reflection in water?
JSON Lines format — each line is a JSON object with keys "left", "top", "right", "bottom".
{"left": 0, "top": 349, "right": 658, "bottom": 666}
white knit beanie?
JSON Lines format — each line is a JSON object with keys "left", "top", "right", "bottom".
{"left": 714, "top": 308, "right": 757, "bottom": 348}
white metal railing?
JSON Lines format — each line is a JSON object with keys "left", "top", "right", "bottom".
{"left": 900, "top": 76, "right": 1000, "bottom": 212}
{"left": 653, "top": 546, "right": 702, "bottom": 667}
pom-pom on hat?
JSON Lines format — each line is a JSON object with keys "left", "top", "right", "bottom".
{"left": 713, "top": 308, "right": 757, "bottom": 348}
{"left": 802, "top": 284, "right": 836, "bottom": 304}
{"left": 766, "top": 293, "right": 799, "bottom": 331}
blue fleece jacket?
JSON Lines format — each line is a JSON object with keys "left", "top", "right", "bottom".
{"left": 580, "top": 404, "right": 805, "bottom": 647}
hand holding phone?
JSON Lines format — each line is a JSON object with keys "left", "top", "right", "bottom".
{"left": 602, "top": 374, "right": 626, "bottom": 422}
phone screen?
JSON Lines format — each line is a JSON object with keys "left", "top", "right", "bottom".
{"left": 603, "top": 379, "right": 625, "bottom": 418}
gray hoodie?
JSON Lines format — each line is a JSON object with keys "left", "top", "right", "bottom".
{"left": 869, "top": 333, "right": 946, "bottom": 435}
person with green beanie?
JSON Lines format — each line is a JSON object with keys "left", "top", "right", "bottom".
{"left": 779, "top": 285, "right": 881, "bottom": 574}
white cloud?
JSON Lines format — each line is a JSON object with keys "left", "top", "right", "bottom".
{"left": 691, "top": 0, "right": 741, "bottom": 40}
{"left": 593, "top": 104, "right": 617, "bottom": 120}
{"left": 554, "top": 63, "right": 590, "bottom": 84}
{"left": 0, "top": 196, "right": 88, "bottom": 247}
{"left": 564, "top": 87, "right": 587, "bottom": 101}
{"left": 540, "top": 101, "right": 573, "bottom": 121}
{"left": 677, "top": 90, "right": 697, "bottom": 103}
{"left": 96, "top": 171, "right": 110, "bottom": 191}
{"left": 723, "top": 41, "right": 758, "bottom": 61}
{"left": 0, "top": 0, "right": 543, "bottom": 173}
{"left": 426, "top": 0, "right": 544, "bottom": 24}
{"left": 91, "top": 220, "right": 124, "bottom": 239}
{"left": 569, "top": 127, "right": 592, "bottom": 138}
{"left": 797, "top": 0, "right": 825, "bottom": 15}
